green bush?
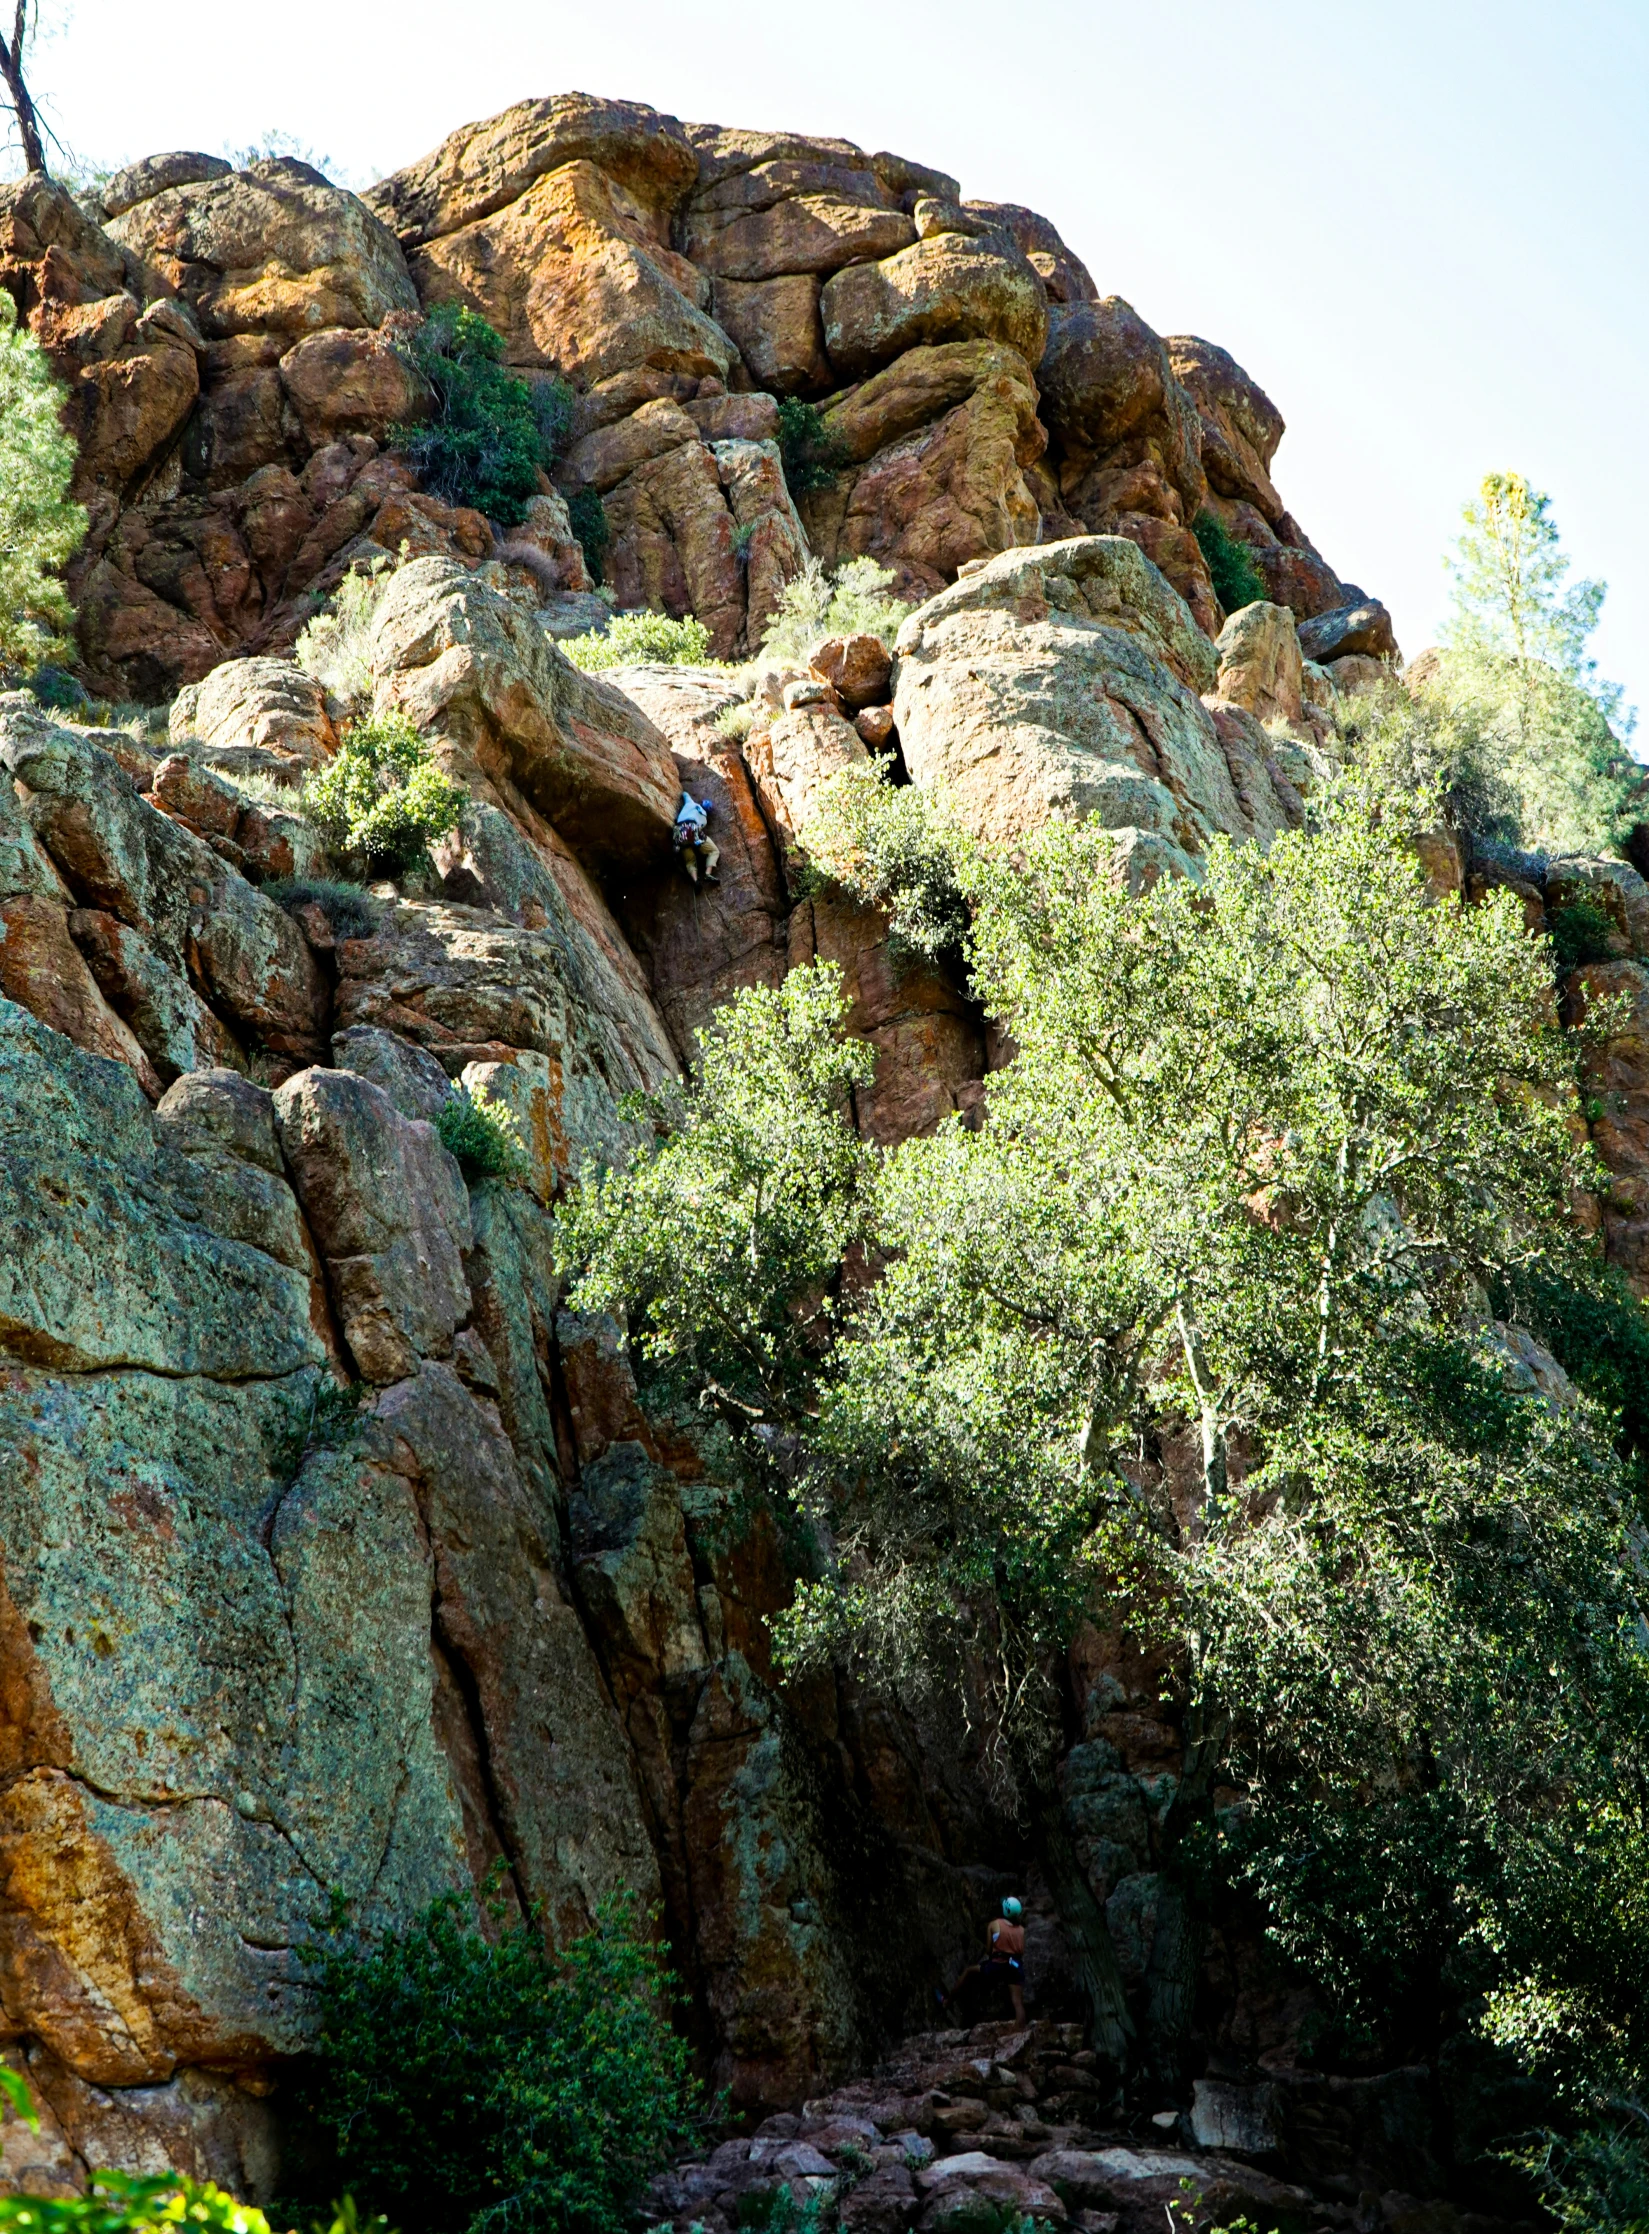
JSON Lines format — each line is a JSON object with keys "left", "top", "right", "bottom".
{"left": 528, "top": 376, "right": 575, "bottom": 467}
{"left": 435, "top": 1085, "right": 528, "bottom": 1183}
{"left": 760, "top": 557, "right": 911, "bottom": 663}
{"left": 1549, "top": 897, "right": 1617, "bottom": 970}
{"left": 1192, "top": 509, "right": 1267, "bottom": 616}
{"left": 299, "top": 715, "right": 464, "bottom": 879}
{"left": 295, "top": 558, "right": 399, "bottom": 713}
{"left": 776, "top": 397, "right": 846, "bottom": 496}
{"left": 392, "top": 305, "right": 550, "bottom": 528}
{"left": 801, "top": 762, "right": 970, "bottom": 964}
{"left": 565, "top": 488, "right": 610, "bottom": 583}
{"left": 562, "top": 610, "right": 713, "bottom": 671}
{"left": 303, "top": 1886, "right": 701, "bottom": 2234}
{"left": 266, "top": 878, "right": 383, "bottom": 941}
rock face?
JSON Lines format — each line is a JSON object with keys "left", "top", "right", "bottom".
{"left": 0, "top": 92, "right": 1376, "bottom": 699}
{"left": 0, "top": 82, "right": 1485, "bottom": 2214}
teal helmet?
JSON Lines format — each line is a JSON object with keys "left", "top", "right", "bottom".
{"left": 1002, "top": 1897, "right": 1023, "bottom": 1919}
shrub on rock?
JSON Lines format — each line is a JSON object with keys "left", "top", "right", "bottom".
{"left": 562, "top": 609, "right": 713, "bottom": 670}
{"left": 1192, "top": 508, "right": 1266, "bottom": 617}
{"left": 435, "top": 1082, "right": 529, "bottom": 1182}
{"left": 760, "top": 557, "right": 912, "bottom": 664}
{"left": 392, "top": 302, "right": 557, "bottom": 527}
{"left": 299, "top": 711, "right": 464, "bottom": 877}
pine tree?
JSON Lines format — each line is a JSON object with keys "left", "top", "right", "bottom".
{"left": 0, "top": 289, "right": 85, "bottom": 671}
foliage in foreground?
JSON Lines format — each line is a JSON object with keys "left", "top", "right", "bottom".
{"left": 1191, "top": 510, "right": 1266, "bottom": 617}
{"left": 304, "top": 1887, "right": 701, "bottom": 2234}
{"left": 559, "top": 772, "right": 1649, "bottom": 2113}
{"left": 799, "top": 760, "right": 969, "bottom": 963}
{"left": 0, "top": 291, "right": 86, "bottom": 669}
{"left": 561, "top": 610, "right": 713, "bottom": 671}
{"left": 266, "top": 878, "right": 382, "bottom": 942}
{"left": 391, "top": 305, "right": 569, "bottom": 529}
{"left": 760, "top": 557, "right": 911, "bottom": 664}
{"left": 299, "top": 713, "right": 464, "bottom": 878}
{"left": 435, "top": 1084, "right": 528, "bottom": 1183}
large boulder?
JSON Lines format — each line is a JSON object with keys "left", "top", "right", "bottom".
{"left": 892, "top": 540, "right": 1307, "bottom": 867}
{"left": 1039, "top": 297, "right": 1207, "bottom": 531}
{"left": 364, "top": 557, "right": 682, "bottom": 865}
{"left": 820, "top": 233, "right": 1048, "bottom": 381}
{"left": 272, "top": 1067, "right": 473, "bottom": 1385}
{"left": 364, "top": 92, "right": 699, "bottom": 246}
{"left": 799, "top": 341, "right": 1045, "bottom": 601}
{"left": 682, "top": 150, "right": 914, "bottom": 281}
{"left": 1165, "top": 335, "right": 1286, "bottom": 525}
{"left": 408, "top": 159, "right": 733, "bottom": 386}
{"left": 106, "top": 160, "right": 418, "bottom": 338}
{"left": 169, "top": 657, "right": 337, "bottom": 777}
{"left": 1212, "top": 599, "right": 1305, "bottom": 727}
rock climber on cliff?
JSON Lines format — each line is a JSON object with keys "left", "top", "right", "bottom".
{"left": 674, "top": 790, "right": 720, "bottom": 885}
{"left": 938, "top": 1896, "right": 1027, "bottom": 2024}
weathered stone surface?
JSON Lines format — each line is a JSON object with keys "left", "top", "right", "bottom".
{"left": 685, "top": 169, "right": 913, "bottom": 281}
{"left": 1213, "top": 599, "right": 1304, "bottom": 727}
{"left": 366, "top": 93, "right": 698, "bottom": 246}
{"left": 1298, "top": 599, "right": 1398, "bottom": 664}
{"left": 801, "top": 342, "right": 1044, "bottom": 601}
{"left": 0, "top": 701, "right": 326, "bottom": 1062}
{"left": 411, "top": 161, "right": 731, "bottom": 386}
{"left": 332, "top": 895, "right": 675, "bottom": 1166}
{"left": 103, "top": 152, "right": 232, "bottom": 219}
{"left": 711, "top": 272, "right": 830, "bottom": 393}
{"left": 813, "top": 633, "right": 893, "bottom": 709}
{"left": 599, "top": 437, "right": 746, "bottom": 660}
{"left": 1040, "top": 298, "right": 1207, "bottom": 533}
{"left": 1165, "top": 335, "right": 1286, "bottom": 524}
{"left": 746, "top": 703, "right": 869, "bottom": 844}
{"left": 170, "top": 658, "right": 338, "bottom": 772}
{"left": 277, "top": 325, "right": 427, "bottom": 449}
{"left": 364, "top": 557, "right": 680, "bottom": 862}
{"left": 331, "top": 1024, "right": 453, "bottom": 1121}
{"left": 821, "top": 235, "right": 1048, "bottom": 381}
{"left": 0, "top": 999, "right": 321, "bottom": 1379}
{"left": 892, "top": 540, "right": 1308, "bottom": 865}
{"left": 272, "top": 1066, "right": 472, "bottom": 1384}
{"left": 107, "top": 162, "right": 418, "bottom": 339}
{"left": 69, "top": 910, "right": 246, "bottom": 1084}
{"left": 714, "top": 436, "right": 810, "bottom": 652}
{"left": 964, "top": 201, "right": 1096, "bottom": 305}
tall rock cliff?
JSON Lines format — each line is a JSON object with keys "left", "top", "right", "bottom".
{"left": 1, "top": 87, "right": 1644, "bottom": 2211}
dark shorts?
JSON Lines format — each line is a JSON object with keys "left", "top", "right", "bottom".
{"left": 982, "top": 1955, "right": 1023, "bottom": 1977}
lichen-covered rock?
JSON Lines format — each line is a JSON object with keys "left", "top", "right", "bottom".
{"left": 364, "top": 557, "right": 682, "bottom": 864}
{"left": 1298, "top": 599, "right": 1399, "bottom": 664}
{"left": 892, "top": 540, "right": 1304, "bottom": 864}
{"left": 365, "top": 92, "right": 699, "bottom": 247}
{"left": 800, "top": 341, "right": 1045, "bottom": 600}
{"left": 272, "top": 1067, "right": 472, "bottom": 1384}
{"left": 1212, "top": 599, "right": 1305, "bottom": 727}
{"left": 1039, "top": 298, "right": 1206, "bottom": 532}
{"left": 106, "top": 160, "right": 418, "bottom": 339}
{"left": 820, "top": 234, "right": 1048, "bottom": 381}
{"left": 0, "top": 701, "right": 326, "bottom": 1064}
{"left": 410, "top": 160, "right": 732, "bottom": 386}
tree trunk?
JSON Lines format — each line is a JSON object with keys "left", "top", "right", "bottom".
{"left": 0, "top": 5, "right": 47, "bottom": 177}
{"left": 1026, "top": 1769, "right": 1134, "bottom": 2071}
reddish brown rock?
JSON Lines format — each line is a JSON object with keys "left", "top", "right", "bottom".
{"left": 812, "top": 633, "right": 893, "bottom": 709}
{"left": 278, "top": 325, "right": 428, "bottom": 449}
{"left": 821, "top": 234, "right": 1048, "bottom": 381}
{"left": 366, "top": 92, "right": 699, "bottom": 246}
{"left": 1040, "top": 297, "right": 1206, "bottom": 533}
{"left": 410, "top": 160, "right": 732, "bottom": 386}
{"left": 710, "top": 273, "right": 831, "bottom": 393}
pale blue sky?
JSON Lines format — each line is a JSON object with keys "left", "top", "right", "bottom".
{"left": 19, "top": 0, "right": 1649, "bottom": 730}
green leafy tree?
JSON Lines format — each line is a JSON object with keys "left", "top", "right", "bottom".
{"left": 760, "top": 557, "right": 911, "bottom": 664}
{"left": 0, "top": 290, "right": 86, "bottom": 669}
{"left": 304, "top": 1887, "right": 701, "bottom": 2234}
{"left": 1432, "top": 473, "right": 1638, "bottom": 855}
{"left": 561, "top": 774, "right": 1649, "bottom": 2101}
{"left": 562, "top": 610, "right": 712, "bottom": 671}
